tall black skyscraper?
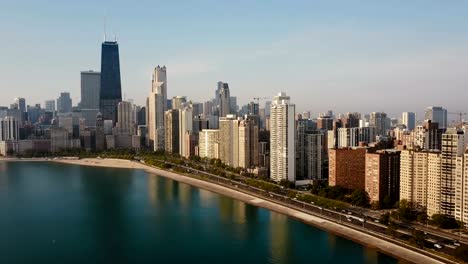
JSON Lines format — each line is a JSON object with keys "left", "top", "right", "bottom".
{"left": 99, "top": 41, "right": 122, "bottom": 123}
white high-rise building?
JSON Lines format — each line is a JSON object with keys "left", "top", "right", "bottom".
{"left": 427, "top": 152, "right": 442, "bottom": 217}
{"left": 219, "top": 115, "right": 240, "bottom": 168}
{"left": 425, "top": 106, "right": 447, "bottom": 129}
{"left": 0, "top": 117, "right": 19, "bottom": 141}
{"left": 441, "top": 128, "right": 465, "bottom": 216}
{"left": 148, "top": 66, "right": 167, "bottom": 151}
{"left": 115, "top": 101, "right": 136, "bottom": 135}
{"left": 199, "top": 129, "right": 219, "bottom": 159}
{"left": 179, "top": 107, "right": 193, "bottom": 157}
{"left": 455, "top": 153, "right": 468, "bottom": 223}
{"left": 270, "top": 92, "right": 295, "bottom": 182}
{"left": 402, "top": 112, "right": 416, "bottom": 131}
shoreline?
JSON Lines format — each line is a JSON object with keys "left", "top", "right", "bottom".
{"left": 1, "top": 157, "right": 449, "bottom": 264}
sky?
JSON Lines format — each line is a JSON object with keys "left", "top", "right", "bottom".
{"left": 0, "top": 0, "right": 467, "bottom": 119}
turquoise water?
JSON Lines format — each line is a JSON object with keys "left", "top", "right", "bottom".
{"left": 0, "top": 162, "right": 398, "bottom": 263}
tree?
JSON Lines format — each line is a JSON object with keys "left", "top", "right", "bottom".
{"left": 379, "top": 213, "right": 390, "bottom": 225}
{"left": 408, "top": 230, "right": 425, "bottom": 248}
{"left": 430, "top": 214, "right": 459, "bottom": 229}
{"left": 386, "top": 222, "right": 398, "bottom": 237}
{"left": 455, "top": 245, "right": 468, "bottom": 262}
{"left": 382, "top": 195, "right": 393, "bottom": 209}
{"left": 397, "top": 199, "right": 416, "bottom": 222}
{"left": 350, "top": 189, "right": 370, "bottom": 207}
{"left": 417, "top": 213, "right": 428, "bottom": 224}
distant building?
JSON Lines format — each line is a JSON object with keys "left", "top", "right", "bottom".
{"left": 57, "top": 92, "right": 72, "bottom": 113}
{"left": 425, "top": 106, "right": 447, "bottom": 129}
{"left": 179, "top": 107, "right": 193, "bottom": 157}
{"left": 218, "top": 82, "right": 231, "bottom": 117}
{"left": 172, "top": 96, "right": 187, "bottom": 110}
{"left": 45, "top": 100, "right": 56, "bottom": 112}
{"left": 80, "top": 70, "right": 101, "bottom": 110}
{"left": 296, "top": 120, "right": 323, "bottom": 181}
{"left": 369, "top": 112, "right": 388, "bottom": 136}
{"left": 402, "top": 112, "right": 416, "bottom": 131}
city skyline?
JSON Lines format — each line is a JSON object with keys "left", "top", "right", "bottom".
{"left": 1, "top": 1, "right": 468, "bottom": 115}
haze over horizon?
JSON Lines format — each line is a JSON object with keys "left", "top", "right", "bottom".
{"left": 1, "top": 0, "right": 467, "bottom": 116}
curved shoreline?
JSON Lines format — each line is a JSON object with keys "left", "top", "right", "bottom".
{"left": 1, "top": 158, "right": 449, "bottom": 264}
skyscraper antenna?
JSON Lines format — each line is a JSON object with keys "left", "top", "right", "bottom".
{"left": 103, "top": 11, "right": 107, "bottom": 41}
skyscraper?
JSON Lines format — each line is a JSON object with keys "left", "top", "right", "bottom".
{"left": 238, "top": 116, "right": 259, "bottom": 169}
{"left": 148, "top": 66, "right": 167, "bottom": 151}
{"left": 164, "top": 109, "right": 179, "bottom": 154}
{"left": 115, "top": 101, "right": 135, "bottom": 135}
{"left": 99, "top": 41, "right": 122, "bottom": 123}
{"left": 369, "top": 112, "right": 388, "bottom": 136}
{"left": 425, "top": 106, "right": 447, "bottom": 130}
{"left": 172, "top": 96, "right": 187, "bottom": 110}
{"left": 365, "top": 150, "right": 401, "bottom": 206}
{"left": 57, "top": 92, "right": 72, "bottom": 113}
{"left": 270, "top": 92, "right": 295, "bottom": 182}
{"left": 0, "top": 116, "right": 19, "bottom": 141}
{"left": 441, "top": 128, "right": 465, "bottom": 216}
{"left": 402, "top": 112, "right": 416, "bottom": 131}
{"left": 81, "top": 70, "right": 101, "bottom": 110}
{"left": 179, "top": 107, "right": 193, "bottom": 157}
{"left": 219, "top": 115, "right": 239, "bottom": 168}
{"left": 219, "top": 82, "right": 231, "bottom": 117}
{"left": 45, "top": 100, "right": 55, "bottom": 112}
{"left": 14, "top": 98, "right": 26, "bottom": 113}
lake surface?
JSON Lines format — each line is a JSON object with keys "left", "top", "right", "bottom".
{"left": 0, "top": 162, "right": 398, "bottom": 263}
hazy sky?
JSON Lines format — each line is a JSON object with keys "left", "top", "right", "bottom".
{"left": 1, "top": 0, "right": 467, "bottom": 118}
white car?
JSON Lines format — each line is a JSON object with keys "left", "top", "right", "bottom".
{"left": 434, "top": 244, "right": 442, "bottom": 249}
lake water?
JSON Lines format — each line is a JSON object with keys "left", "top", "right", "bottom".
{"left": 0, "top": 162, "right": 398, "bottom": 263}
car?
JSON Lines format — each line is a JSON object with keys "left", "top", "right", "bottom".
{"left": 374, "top": 219, "right": 380, "bottom": 223}
{"left": 347, "top": 218, "right": 352, "bottom": 222}
{"left": 348, "top": 212, "right": 352, "bottom": 215}
{"left": 434, "top": 244, "right": 442, "bottom": 249}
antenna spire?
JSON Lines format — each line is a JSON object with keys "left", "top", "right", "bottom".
{"left": 103, "top": 11, "right": 107, "bottom": 41}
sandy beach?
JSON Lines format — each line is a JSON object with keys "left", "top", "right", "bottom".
{"left": 46, "top": 158, "right": 453, "bottom": 264}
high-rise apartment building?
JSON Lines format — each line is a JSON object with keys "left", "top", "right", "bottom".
{"left": 219, "top": 115, "right": 239, "bottom": 168}
{"left": 80, "top": 70, "right": 101, "bottom": 110}
{"left": 402, "top": 112, "right": 416, "bottom": 131}
{"left": 427, "top": 152, "right": 443, "bottom": 217}
{"left": 365, "top": 150, "right": 401, "bottom": 206}
{"left": 270, "top": 92, "right": 295, "bottom": 182}
{"left": 399, "top": 150, "right": 436, "bottom": 209}
{"left": 57, "top": 92, "right": 72, "bottom": 113}
{"left": 238, "top": 116, "right": 259, "bottom": 169}
{"left": 425, "top": 106, "right": 448, "bottom": 130}
{"left": 441, "top": 129, "right": 465, "bottom": 216}
{"left": 329, "top": 148, "right": 367, "bottom": 190}
{"left": 164, "top": 109, "right": 179, "bottom": 154}
{"left": 455, "top": 152, "right": 468, "bottom": 223}
{"left": 179, "top": 107, "right": 193, "bottom": 158}
{"left": 115, "top": 101, "right": 135, "bottom": 135}
{"left": 99, "top": 41, "right": 122, "bottom": 123}
{"left": 148, "top": 66, "right": 167, "bottom": 151}
{"left": 296, "top": 120, "right": 323, "bottom": 181}
{"left": 198, "top": 129, "right": 219, "bottom": 159}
